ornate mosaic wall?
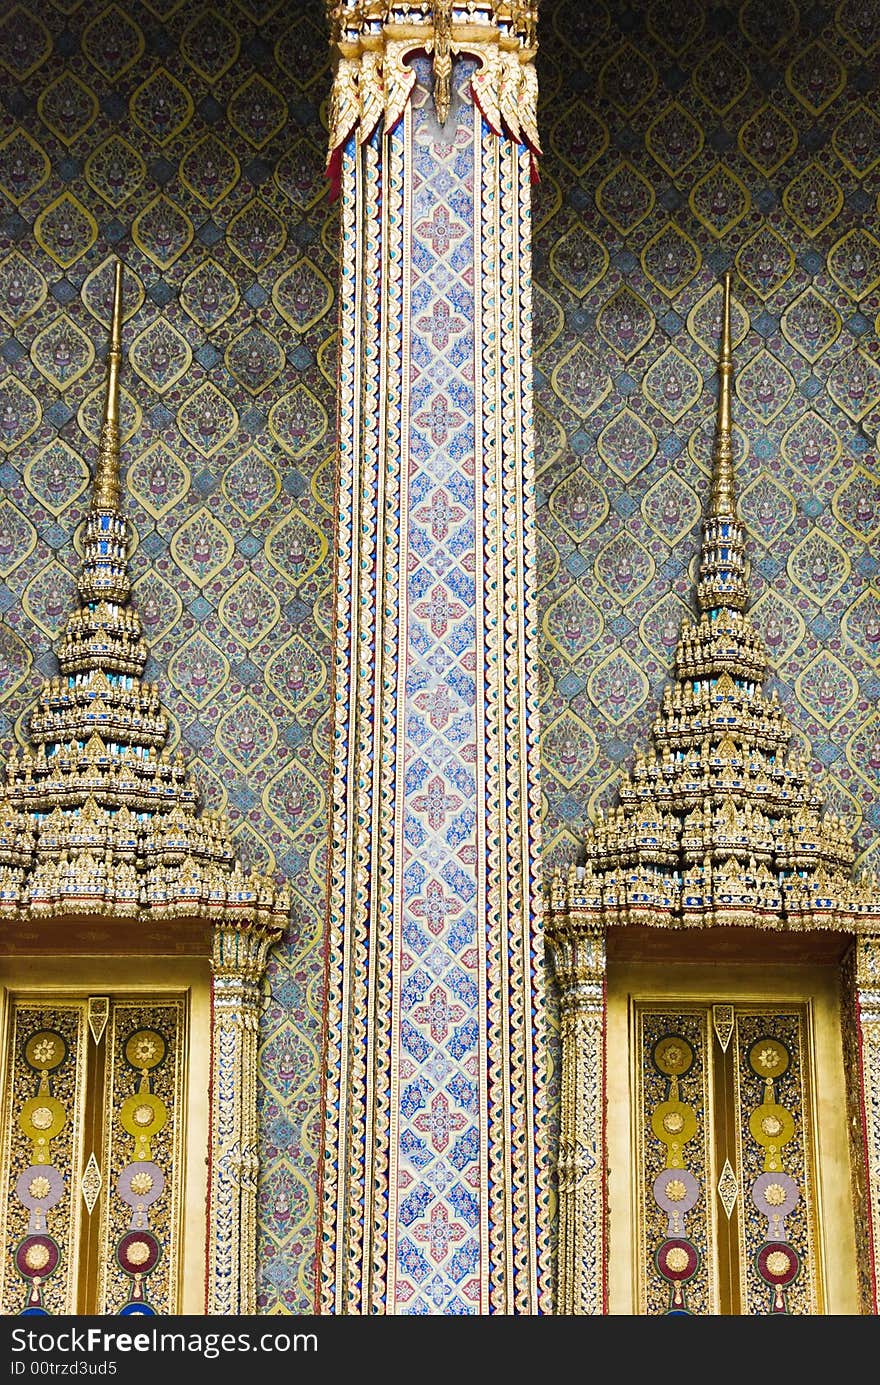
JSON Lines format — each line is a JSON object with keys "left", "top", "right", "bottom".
{"left": 0, "top": 0, "right": 335, "bottom": 1312}
{"left": 2, "top": 0, "right": 879, "bottom": 1317}
{"left": 534, "top": 0, "right": 880, "bottom": 878}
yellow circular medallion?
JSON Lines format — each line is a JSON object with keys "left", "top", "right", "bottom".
{"left": 652, "top": 1034, "right": 695, "bottom": 1077}
{"left": 124, "top": 1029, "right": 167, "bottom": 1073}
{"left": 651, "top": 1100, "right": 697, "bottom": 1158}
{"left": 749, "top": 1101, "right": 795, "bottom": 1153}
{"left": 748, "top": 1037, "right": 790, "bottom": 1081}
{"left": 18, "top": 1096, "right": 66, "bottom": 1148}
{"left": 120, "top": 1092, "right": 168, "bottom": 1143}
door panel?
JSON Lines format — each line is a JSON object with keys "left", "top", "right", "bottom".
{"left": 733, "top": 1009, "right": 820, "bottom": 1315}
{"left": 634, "top": 1000, "right": 822, "bottom": 1314}
{"left": 0, "top": 1001, "right": 88, "bottom": 1315}
{"left": 636, "top": 1007, "right": 716, "bottom": 1315}
{"left": 95, "top": 999, "right": 185, "bottom": 1316}
{"left": 1, "top": 993, "right": 187, "bottom": 1316}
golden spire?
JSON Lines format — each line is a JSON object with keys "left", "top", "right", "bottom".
{"left": 710, "top": 269, "right": 735, "bottom": 518}
{"left": 431, "top": 1, "right": 454, "bottom": 126}
{"left": 696, "top": 270, "right": 749, "bottom": 614}
{"left": 92, "top": 258, "right": 123, "bottom": 514}
{"left": 543, "top": 270, "right": 875, "bottom": 938}
{"left": 0, "top": 257, "right": 291, "bottom": 937}
{"left": 76, "top": 258, "right": 131, "bottom": 613}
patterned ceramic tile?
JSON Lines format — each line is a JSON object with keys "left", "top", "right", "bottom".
{"left": 1, "top": 0, "right": 878, "bottom": 1315}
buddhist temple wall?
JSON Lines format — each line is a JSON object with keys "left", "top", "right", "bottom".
{"left": 533, "top": 8, "right": 880, "bottom": 1268}
{"left": 0, "top": 0, "right": 878, "bottom": 1317}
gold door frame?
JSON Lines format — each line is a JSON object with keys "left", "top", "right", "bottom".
{"left": 547, "top": 924, "right": 878, "bottom": 1315}
{"left": 0, "top": 914, "right": 280, "bottom": 1316}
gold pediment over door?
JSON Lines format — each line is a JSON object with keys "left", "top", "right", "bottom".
{"left": 606, "top": 961, "right": 860, "bottom": 1315}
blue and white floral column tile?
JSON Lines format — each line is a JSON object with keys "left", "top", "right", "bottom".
{"left": 319, "top": 2, "right": 551, "bottom": 1314}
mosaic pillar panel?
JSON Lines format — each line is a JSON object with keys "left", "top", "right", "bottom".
{"left": 635, "top": 1003, "right": 823, "bottom": 1315}
{"left": 320, "top": 34, "right": 550, "bottom": 1313}
{"left": 0, "top": 995, "right": 185, "bottom": 1316}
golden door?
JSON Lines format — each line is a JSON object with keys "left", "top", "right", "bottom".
{"left": 0, "top": 964, "right": 210, "bottom": 1316}
{"left": 606, "top": 960, "right": 860, "bottom": 1315}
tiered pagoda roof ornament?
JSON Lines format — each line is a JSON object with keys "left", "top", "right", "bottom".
{"left": 0, "top": 260, "right": 290, "bottom": 939}
{"left": 546, "top": 271, "right": 878, "bottom": 934}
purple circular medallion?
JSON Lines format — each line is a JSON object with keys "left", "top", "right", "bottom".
{"left": 655, "top": 1237, "right": 699, "bottom": 1284}
{"left": 752, "top": 1170, "right": 799, "bottom": 1239}
{"left": 117, "top": 1229, "right": 160, "bottom": 1277}
{"left": 117, "top": 1162, "right": 165, "bottom": 1210}
{"left": 653, "top": 1168, "right": 700, "bottom": 1235}
{"left": 15, "top": 1165, "right": 64, "bottom": 1216}
{"left": 15, "top": 1235, "right": 60, "bottom": 1281}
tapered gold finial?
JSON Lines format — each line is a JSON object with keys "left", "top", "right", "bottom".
{"left": 696, "top": 272, "right": 749, "bottom": 613}
{"left": 92, "top": 258, "right": 123, "bottom": 513}
{"left": 710, "top": 269, "right": 735, "bottom": 517}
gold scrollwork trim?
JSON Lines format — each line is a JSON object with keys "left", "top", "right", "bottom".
{"left": 855, "top": 935, "right": 880, "bottom": 995}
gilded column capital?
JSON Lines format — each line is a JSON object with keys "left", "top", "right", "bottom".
{"left": 855, "top": 934, "right": 880, "bottom": 990}
{"left": 854, "top": 935, "right": 880, "bottom": 1024}
{"left": 325, "top": 1, "right": 540, "bottom": 180}
{"left": 211, "top": 917, "right": 285, "bottom": 1025}
{"left": 545, "top": 919, "right": 606, "bottom": 1010}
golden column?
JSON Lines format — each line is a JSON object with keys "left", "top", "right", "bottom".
{"left": 852, "top": 937, "right": 880, "bottom": 1313}
{"left": 210, "top": 919, "right": 286, "bottom": 1315}
{"left": 319, "top": 3, "right": 550, "bottom": 1313}
{"left": 543, "top": 916, "right": 606, "bottom": 1315}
